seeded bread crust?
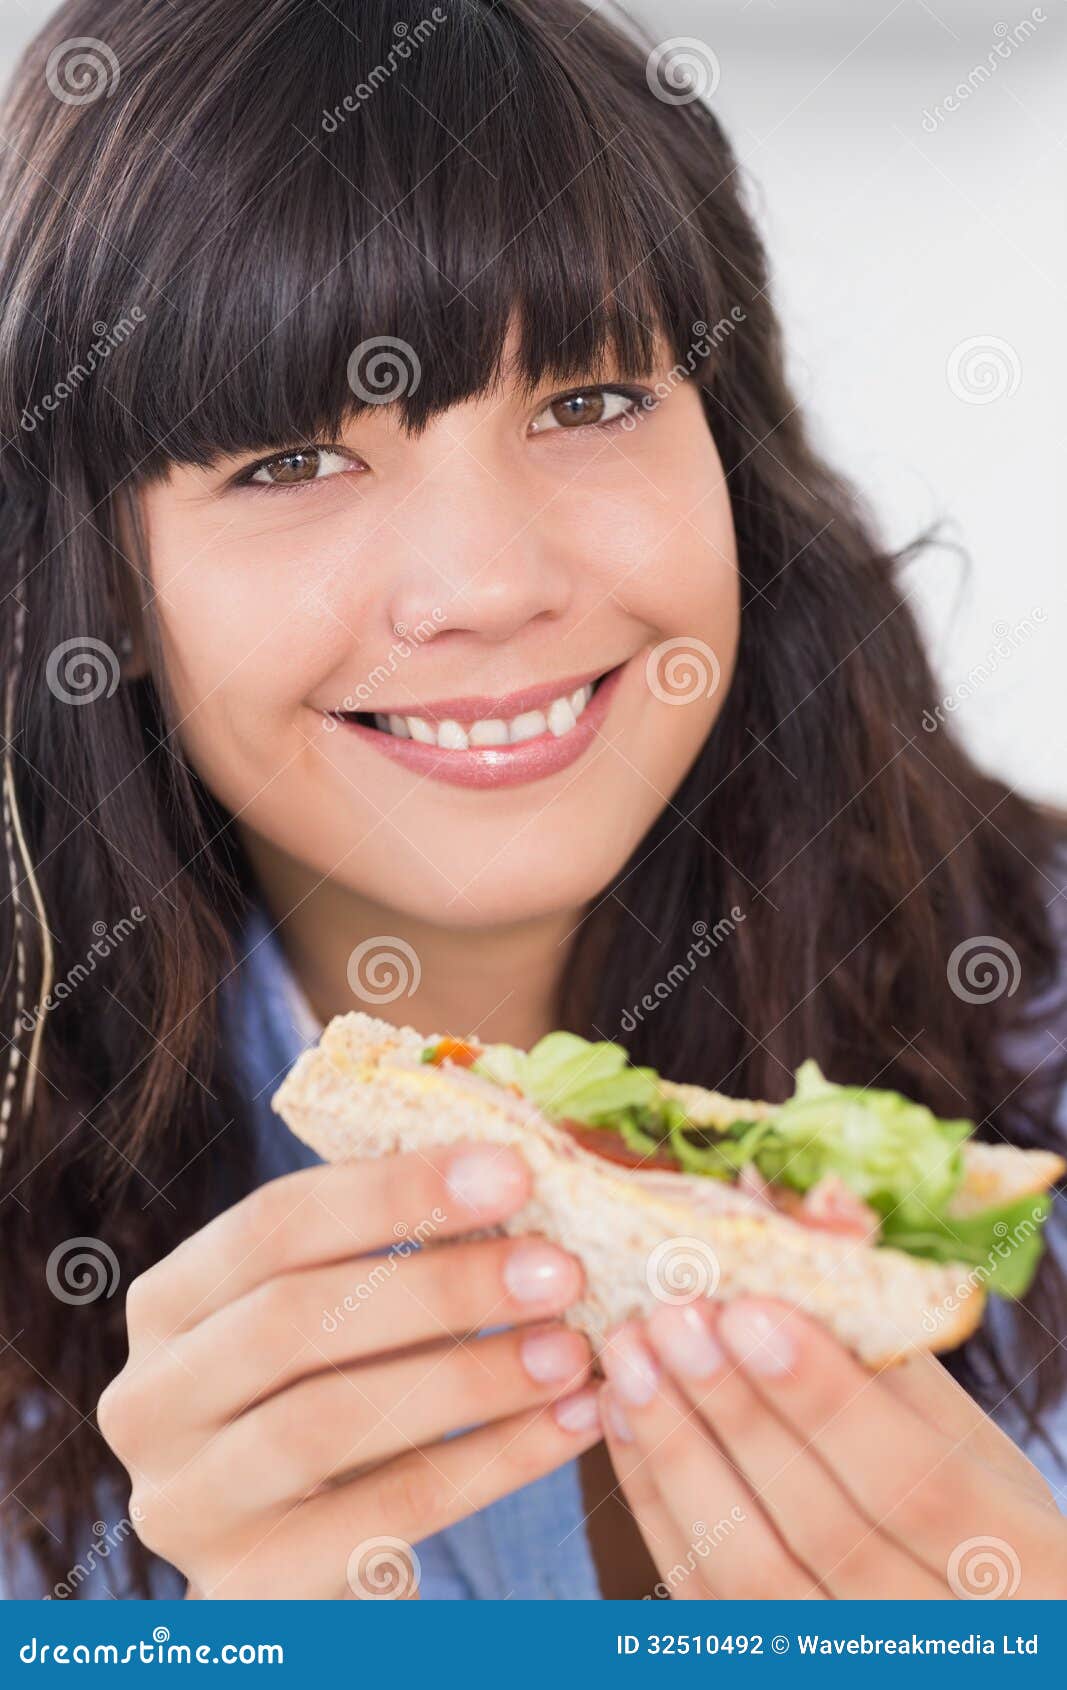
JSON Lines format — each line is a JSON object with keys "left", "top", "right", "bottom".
{"left": 269, "top": 1013, "right": 1019, "bottom": 1367}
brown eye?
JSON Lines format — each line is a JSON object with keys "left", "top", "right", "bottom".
{"left": 239, "top": 445, "right": 361, "bottom": 490}
{"left": 549, "top": 390, "right": 606, "bottom": 428}
{"left": 254, "top": 448, "right": 323, "bottom": 484}
{"left": 528, "top": 386, "right": 642, "bottom": 434}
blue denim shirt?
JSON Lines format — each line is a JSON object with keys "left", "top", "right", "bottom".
{"left": 3, "top": 907, "right": 1065, "bottom": 1598}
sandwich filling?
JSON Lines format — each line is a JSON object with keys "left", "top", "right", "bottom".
{"left": 420, "top": 1031, "right": 1056, "bottom": 1298}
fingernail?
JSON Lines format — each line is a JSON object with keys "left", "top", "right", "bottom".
{"left": 602, "top": 1388, "right": 635, "bottom": 1443}
{"left": 719, "top": 1301, "right": 796, "bottom": 1377}
{"left": 554, "top": 1387, "right": 601, "bottom": 1434}
{"left": 504, "top": 1241, "right": 577, "bottom": 1305}
{"left": 648, "top": 1303, "right": 725, "bottom": 1379}
{"left": 446, "top": 1146, "right": 526, "bottom": 1214}
{"left": 602, "top": 1326, "right": 659, "bottom": 1406}
{"left": 520, "top": 1326, "right": 587, "bottom": 1384}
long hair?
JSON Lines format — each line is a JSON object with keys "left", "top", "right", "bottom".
{"left": 1, "top": 0, "right": 1063, "bottom": 1596}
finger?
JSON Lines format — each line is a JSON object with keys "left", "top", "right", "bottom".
{"left": 884, "top": 1352, "right": 1055, "bottom": 1505}
{"left": 176, "top": 1234, "right": 584, "bottom": 1419}
{"left": 127, "top": 1144, "right": 532, "bottom": 1340}
{"left": 713, "top": 1298, "right": 1023, "bottom": 1579}
{"left": 600, "top": 1323, "right": 821, "bottom": 1599}
{"left": 599, "top": 1384, "right": 719, "bottom": 1599}
{"left": 647, "top": 1302, "right": 944, "bottom": 1599}
{"left": 191, "top": 1389, "right": 604, "bottom": 1599}
{"left": 188, "top": 1323, "right": 594, "bottom": 1514}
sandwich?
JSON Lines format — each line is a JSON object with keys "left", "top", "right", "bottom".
{"left": 272, "top": 1014, "right": 1063, "bottom": 1366}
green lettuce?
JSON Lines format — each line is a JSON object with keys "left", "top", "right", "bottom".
{"left": 734, "top": 1060, "right": 971, "bottom": 1226}
{"left": 421, "top": 1032, "right": 1056, "bottom": 1297}
{"left": 880, "top": 1192, "right": 1052, "bottom": 1298}
{"left": 471, "top": 1031, "right": 663, "bottom": 1125}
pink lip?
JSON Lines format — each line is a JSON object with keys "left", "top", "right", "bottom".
{"left": 335, "top": 665, "right": 606, "bottom": 726}
{"left": 328, "top": 660, "right": 626, "bottom": 789}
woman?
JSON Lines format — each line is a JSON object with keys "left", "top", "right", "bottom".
{"left": 0, "top": 0, "right": 1064, "bottom": 1600}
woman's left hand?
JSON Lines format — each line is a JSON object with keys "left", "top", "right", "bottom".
{"left": 600, "top": 1298, "right": 1067, "bottom": 1599}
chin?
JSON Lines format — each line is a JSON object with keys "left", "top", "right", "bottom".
{"left": 341, "top": 833, "right": 635, "bottom": 932}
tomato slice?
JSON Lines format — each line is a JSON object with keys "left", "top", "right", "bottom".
{"left": 426, "top": 1037, "right": 482, "bottom": 1068}
{"left": 558, "top": 1120, "right": 677, "bottom": 1169}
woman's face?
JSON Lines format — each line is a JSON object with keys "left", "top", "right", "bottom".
{"left": 139, "top": 339, "right": 740, "bottom": 927}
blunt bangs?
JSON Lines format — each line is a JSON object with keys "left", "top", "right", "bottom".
{"left": 7, "top": 0, "right": 726, "bottom": 489}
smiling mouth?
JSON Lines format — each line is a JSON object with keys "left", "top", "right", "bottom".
{"left": 331, "top": 669, "right": 616, "bottom": 752}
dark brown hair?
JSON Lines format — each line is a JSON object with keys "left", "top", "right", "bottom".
{"left": 0, "top": 0, "right": 1063, "bottom": 1596}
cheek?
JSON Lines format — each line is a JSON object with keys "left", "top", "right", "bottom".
{"left": 575, "top": 447, "right": 740, "bottom": 821}
{"left": 639, "top": 427, "right": 741, "bottom": 695}
{"left": 631, "top": 493, "right": 739, "bottom": 640}
{"left": 557, "top": 399, "right": 739, "bottom": 639}
{"left": 142, "top": 508, "right": 362, "bottom": 795}
{"left": 557, "top": 425, "right": 740, "bottom": 695}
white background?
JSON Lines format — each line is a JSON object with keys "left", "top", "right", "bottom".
{"left": 2, "top": 0, "right": 1063, "bottom": 802}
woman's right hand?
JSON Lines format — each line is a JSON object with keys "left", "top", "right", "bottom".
{"left": 96, "top": 1143, "right": 600, "bottom": 1598}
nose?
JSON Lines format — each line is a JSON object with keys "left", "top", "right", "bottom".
{"left": 384, "top": 474, "right": 574, "bottom": 644}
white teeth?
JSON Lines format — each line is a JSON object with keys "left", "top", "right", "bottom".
{"left": 372, "top": 678, "right": 599, "bottom": 749}
{"left": 468, "top": 718, "right": 509, "bottom": 746}
{"left": 509, "top": 709, "right": 547, "bottom": 743}
{"left": 437, "top": 719, "right": 469, "bottom": 751}
{"left": 546, "top": 697, "right": 577, "bottom": 737}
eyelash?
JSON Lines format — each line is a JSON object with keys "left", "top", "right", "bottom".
{"left": 231, "top": 445, "right": 364, "bottom": 496}
{"left": 229, "top": 383, "right": 657, "bottom": 494}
